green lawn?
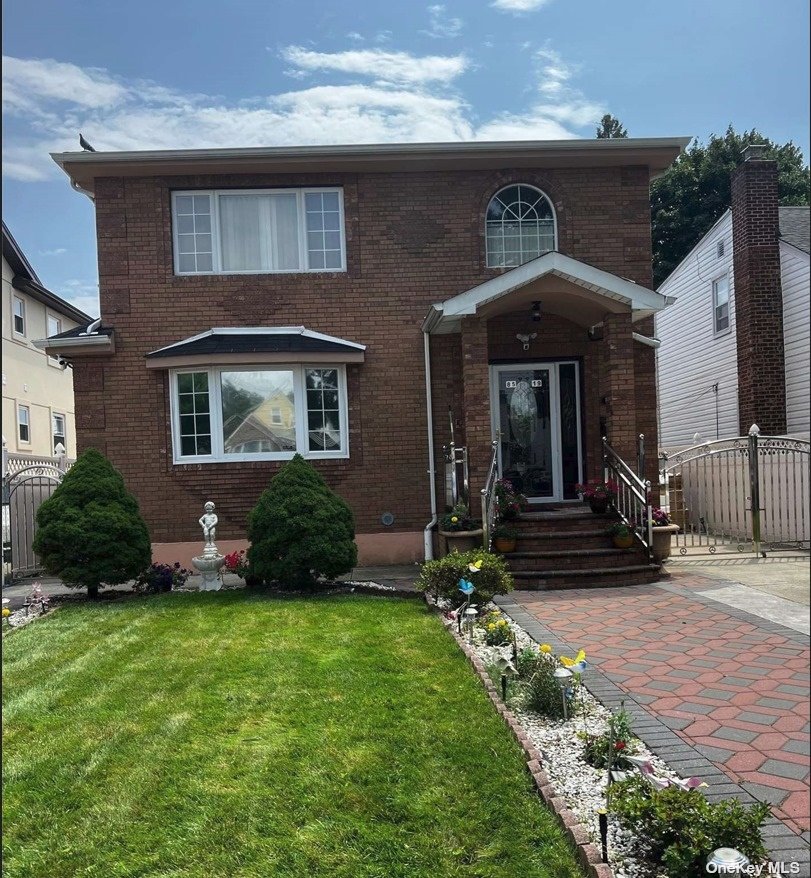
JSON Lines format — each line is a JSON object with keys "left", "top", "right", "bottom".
{"left": 2, "top": 592, "right": 584, "bottom": 878}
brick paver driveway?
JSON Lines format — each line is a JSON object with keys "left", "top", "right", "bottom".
{"left": 499, "top": 570, "right": 810, "bottom": 848}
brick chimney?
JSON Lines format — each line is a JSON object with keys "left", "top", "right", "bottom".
{"left": 731, "top": 144, "right": 787, "bottom": 434}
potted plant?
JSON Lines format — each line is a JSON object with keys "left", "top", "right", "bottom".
{"left": 608, "top": 521, "right": 635, "bottom": 549}
{"left": 438, "top": 504, "right": 483, "bottom": 556}
{"left": 492, "top": 523, "right": 518, "bottom": 554}
{"left": 494, "top": 478, "right": 529, "bottom": 520}
{"left": 647, "top": 507, "right": 680, "bottom": 563}
{"left": 575, "top": 479, "right": 618, "bottom": 514}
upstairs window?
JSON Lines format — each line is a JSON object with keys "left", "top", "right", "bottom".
{"left": 13, "top": 296, "right": 25, "bottom": 336}
{"left": 713, "top": 274, "right": 730, "bottom": 334}
{"left": 486, "top": 185, "right": 556, "bottom": 268}
{"left": 172, "top": 188, "right": 346, "bottom": 275}
{"left": 47, "top": 315, "right": 62, "bottom": 365}
{"left": 53, "top": 413, "right": 66, "bottom": 453}
{"left": 18, "top": 404, "right": 30, "bottom": 443}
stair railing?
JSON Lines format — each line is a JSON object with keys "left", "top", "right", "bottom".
{"left": 602, "top": 437, "right": 653, "bottom": 560}
{"left": 480, "top": 438, "right": 500, "bottom": 551}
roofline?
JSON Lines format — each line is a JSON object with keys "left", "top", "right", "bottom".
{"left": 2, "top": 222, "right": 42, "bottom": 285}
{"left": 146, "top": 326, "right": 367, "bottom": 357}
{"left": 12, "top": 276, "right": 94, "bottom": 325}
{"left": 779, "top": 236, "right": 811, "bottom": 258}
{"left": 657, "top": 209, "right": 732, "bottom": 293}
{"left": 52, "top": 137, "right": 692, "bottom": 195}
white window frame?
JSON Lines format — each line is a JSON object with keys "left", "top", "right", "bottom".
{"left": 12, "top": 296, "right": 26, "bottom": 337}
{"left": 485, "top": 184, "right": 558, "bottom": 268}
{"left": 47, "top": 313, "right": 63, "bottom": 365}
{"left": 169, "top": 364, "right": 350, "bottom": 464}
{"left": 52, "top": 411, "right": 66, "bottom": 453}
{"left": 712, "top": 272, "right": 731, "bottom": 336}
{"left": 17, "top": 403, "right": 30, "bottom": 444}
{"left": 171, "top": 188, "right": 347, "bottom": 276}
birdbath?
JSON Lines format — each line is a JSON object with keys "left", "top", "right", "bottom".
{"left": 191, "top": 501, "right": 225, "bottom": 591}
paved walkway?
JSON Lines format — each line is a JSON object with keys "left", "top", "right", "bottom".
{"left": 498, "top": 569, "right": 810, "bottom": 869}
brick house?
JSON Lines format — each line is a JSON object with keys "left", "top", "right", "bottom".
{"left": 657, "top": 145, "right": 810, "bottom": 449}
{"left": 45, "top": 138, "right": 687, "bottom": 577}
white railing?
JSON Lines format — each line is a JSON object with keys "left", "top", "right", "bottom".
{"left": 480, "top": 439, "right": 500, "bottom": 551}
{"left": 603, "top": 438, "right": 653, "bottom": 558}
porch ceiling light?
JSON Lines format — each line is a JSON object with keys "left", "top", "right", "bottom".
{"left": 531, "top": 301, "right": 542, "bottom": 322}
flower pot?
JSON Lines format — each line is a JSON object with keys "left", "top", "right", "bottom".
{"left": 494, "top": 537, "right": 517, "bottom": 553}
{"left": 651, "top": 524, "right": 680, "bottom": 563}
{"left": 438, "top": 529, "right": 484, "bottom": 556}
{"left": 589, "top": 497, "right": 609, "bottom": 514}
{"left": 612, "top": 532, "right": 635, "bottom": 549}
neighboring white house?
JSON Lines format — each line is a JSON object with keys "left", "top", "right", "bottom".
{"left": 656, "top": 203, "right": 809, "bottom": 451}
{"left": 2, "top": 223, "right": 92, "bottom": 460}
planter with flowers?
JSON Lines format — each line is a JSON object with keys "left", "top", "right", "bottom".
{"left": 647, "top": 507, "right": 679, "bottom": 563}
{"left": 575, "top": 479, "right": 618, "bottom": 514}
{"left": 494, "top": 478, "right": 529, "bottom": 521}
{"left": 607, "top": 521, "right": 636, "bottom": 550}
{"left": 438, "top": 504, "right": 483, "bottom": 556}
{"left": 492, "top": 523, "right": 518, "bottom": 554}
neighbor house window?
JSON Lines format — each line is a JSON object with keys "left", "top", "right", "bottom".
{"left": 47, "top": 315, "right": 62, "bottom": 364}
{"left": 52, "top": 413, "right": 66, "bottom": 453}
{"left": 13, "top": 296, "right": 25, "bottom": 336}
{"left": 486, "top": 184, "right": 556, "bottom": 268}
{"left": 713, "top": 274, "right": 730, "bottom": 333}
{"left": 18, "top": 405, "right": 30, "bottom": 443}
{"left": 172, "top": 188, "right": 346, "bottom": 275}
{"left": 170, "top": 365, "right": 348, "bottom": 462}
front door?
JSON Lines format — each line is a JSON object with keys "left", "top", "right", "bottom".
{"left": 490, "top": 361, "right": 583, "bottom": 503}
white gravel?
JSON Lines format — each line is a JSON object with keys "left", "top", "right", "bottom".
{"left": 461, "top": 602, "right": 680, "bottom": 878}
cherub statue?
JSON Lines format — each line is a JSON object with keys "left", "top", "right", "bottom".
{"left": 199, "top": 501, "right": 218, "bottom": 548}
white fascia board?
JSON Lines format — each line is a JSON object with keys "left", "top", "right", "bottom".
{"left": 32, "top": 335, "right": 112, "bottom": 350}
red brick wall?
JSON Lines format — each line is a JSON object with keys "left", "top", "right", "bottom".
{"left": 730, "top": 157, "right": 787, "bottom": 434}
{"left": 75, "top": 164, "right": 656, "bottom": 547}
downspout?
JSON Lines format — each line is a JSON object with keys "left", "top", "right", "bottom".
{"left": 423, "top": 329, "right": 437, "bottom": 560}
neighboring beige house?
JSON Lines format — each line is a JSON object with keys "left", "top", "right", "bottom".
{"left": 2, "top": 223, "right": 92, "bottom": 459}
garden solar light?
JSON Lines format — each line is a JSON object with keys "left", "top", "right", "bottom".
{"left": 463, "top": 607, "right": 478, "bottom": 640}
{"left": 494, "top": 654, "right": 517, "bottom": 701}
{"left": 553, "top": 666, "right": 573, "bottom": 720}
{"left": 597, "top": 809, "right": 608, "bottom": 862}
{"left": 706, "top": 848, "right": 750, "bottom": 873}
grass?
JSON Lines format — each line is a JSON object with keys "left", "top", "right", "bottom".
{"left": 3, "top": 591, "right": 585, "bottom": 878}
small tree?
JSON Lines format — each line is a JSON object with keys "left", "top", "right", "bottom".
{"left": 595, "top": 114, "right": 628, "bottom": 139}
{"left": 33, "top": 448, "right": 152, "bottom": 599}
{"left": 247, "top": 454, "right": 357, "bottom": 588}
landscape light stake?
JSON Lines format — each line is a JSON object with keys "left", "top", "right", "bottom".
{"left": 501, "top": 673, "right": 508, "bottom": 701}
{"left": 553, "top": 667, "right": 573, "bottom": 720}
{"left": 598, "top": 808, "right": 609, "bottom": 862}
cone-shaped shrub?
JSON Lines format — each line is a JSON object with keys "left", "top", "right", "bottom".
{"left": 247, "top": 454, "right": 357, "bottom": 588}
{"left": 33, "top": 448, "right": 152, "bottom": 598}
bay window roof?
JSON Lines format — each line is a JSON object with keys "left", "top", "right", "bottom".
{"left": 145, "top": 326, "right": 366, "bottom": 369}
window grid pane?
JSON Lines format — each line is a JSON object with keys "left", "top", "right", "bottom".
{"left": 176, "top": 372, "right": 212, "bottom": 456}
{"left": 13, "top": 298, "right": 25, "bottom": 334}
{"left": 306, "top": 369, "right": 342, "bottom": 452}
{"left": 305, "top": 193, "right": 342, "bottom": 270}
{"left": 486, "top": 185, "right": 555, "bottom": 268}
{"left": 174, "top": 194, "right": 213, "bottom": 272}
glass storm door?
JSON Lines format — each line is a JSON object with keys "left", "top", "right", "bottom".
{"left": 491, "top": 362, "right": 582, "bottom": 502}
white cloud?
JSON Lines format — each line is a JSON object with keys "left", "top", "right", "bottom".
{"left": 422, "top": 5, "right": 464, "bottom": 39}
{"left": 58, "top": 279, "right": 100, "bottom": 318}
{"left": 280, "top": 46, "right": 468, "bottom": 85}
{"left": 2, "top": 46, "right": 604, "bottom": 183}
{"left": 346, "top": 32, "right": 364, "bottom": 41}
{"left": 491, "top": 0, "right": 553, "bottom": 12}
{"left": 39, "top": 247, "right": 67, "bottom": 256}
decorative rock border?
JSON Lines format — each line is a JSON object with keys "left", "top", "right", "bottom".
{"left": 425, "top": 593, "right": 615, "bottom": 878}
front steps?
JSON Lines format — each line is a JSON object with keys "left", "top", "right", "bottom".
{"left": 501, "top": 505, "right": 663, "bottom": 590}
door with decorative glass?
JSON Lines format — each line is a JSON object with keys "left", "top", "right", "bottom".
{"left": 490, "top": 362, "right": 583, "bottom": 502}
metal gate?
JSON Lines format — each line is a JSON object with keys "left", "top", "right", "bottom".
{"left": 659, "top": 426, "right": 810, "bottom": 557}
{"left": 3, "top": 463, "right": 64, "bottom": 582}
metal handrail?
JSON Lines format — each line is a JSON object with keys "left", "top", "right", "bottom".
{"left": 480, "top": 438, "right": 500, "bottom": 551}
{"left": 603, "top": 437, "right": 653, "bottom": 559}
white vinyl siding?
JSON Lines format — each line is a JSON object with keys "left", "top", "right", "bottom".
{"left": 780, "top": 240, "right": 810, "bottom": 436}
{"left": 171, "top": 188, "right": 346, "bottom": 276}
{"left": 656, "top": 211, "right": 740, "bottom": 449}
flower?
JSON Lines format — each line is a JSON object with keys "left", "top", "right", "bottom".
{"left": 540, "top": 643, "right": 552, "bottom": 654}
{"left": 614, "top": 740, "right": 626, "bottom": 750}
{"left": 451, "top": 516, "right": 458, "bottom": 523}
{"left": 2, "top": 608, "right": 10, "bottom": 618}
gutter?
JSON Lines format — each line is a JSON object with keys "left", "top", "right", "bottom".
{"left": 422, "top": 330, "right": 438, "bottom": 561}
{"left": 632, "top": 332, "right": 661, "bottom": 349}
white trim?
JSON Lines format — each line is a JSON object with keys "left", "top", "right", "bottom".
{"left": 12, "top": 295, "right": 26, "bottom": 337}
{"left": 658, "top": 210, "right": 732, "bottom": 293}
{"left": 711, "top": 271, "right": 731, "bottom": 337}
{"left": 169, "top": 364, "right": 350, "bottom": 465}
{"left": 32, "top": 334, "right": 111, "bottom": 350}
{"left": 485, "top": 184, "right": 558, "bottom": 269}
{"left": 423, "top": 251, "right": 670, "bottom": 334}
{"left": 632, "top": 332, "right": 661, "bottom": 349}
{"left": 171, "top": 187, "right": 347, "bottom": 277}
{"left": 147, "top": 326, "right": 366, "bottom": 357}
{"left": 17, "top": 403, "right": 31, "bottom": 444}
{"left": 488, "top": 360, "right": 583, "bottom": 503}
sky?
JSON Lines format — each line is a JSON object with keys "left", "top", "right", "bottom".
{"left": 2, "top": 0, "right": 809, "bottom": 318}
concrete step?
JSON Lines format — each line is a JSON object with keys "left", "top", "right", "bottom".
{"left": 512, "top": 511, "right": 616, "bottom": 533}
{"left": 505, "top": 547, "right": 648, "bottom": 571}
{"left": 512, "top": 530, "right": 615, "bottom": 549}
{"left": 511, "top": 563, "right": 663, "bottom": 590}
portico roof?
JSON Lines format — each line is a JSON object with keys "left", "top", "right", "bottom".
{"left": 422, "top": 251, "right": 674, "bottom": 334}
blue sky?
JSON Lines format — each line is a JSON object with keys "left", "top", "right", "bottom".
{"left": 3, "top": 0, "right": 809, "bottom": 318}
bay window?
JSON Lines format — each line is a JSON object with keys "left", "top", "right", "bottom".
{"left": 170, "top": 365, "right": 348, "bottom": 462}
{"left": 172, "top": 188, "right": 345, "bottom": 275}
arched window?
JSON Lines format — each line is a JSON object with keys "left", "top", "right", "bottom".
{"left": 485, "top": 185, "right": 556, "bottom": 268}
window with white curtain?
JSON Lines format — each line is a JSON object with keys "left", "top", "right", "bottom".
{"left": 485, "top": 184, "right": 556, "bottom": 268}
{"left": 172, "top": 188, "right": 345, "bottom": 275}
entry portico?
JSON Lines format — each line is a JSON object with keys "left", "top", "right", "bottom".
{"left": 424, "top": 251, "right": 672, "bottom": 503}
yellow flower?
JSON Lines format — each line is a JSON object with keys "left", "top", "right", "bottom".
{"left": 2, "top": 608, "right": 10, "bottom": 618}
{"left": 540, "top": 644, "right": 552, "bottom": 654}
{"left": 451, "top": 516, "right": 459, "bottom": 523}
